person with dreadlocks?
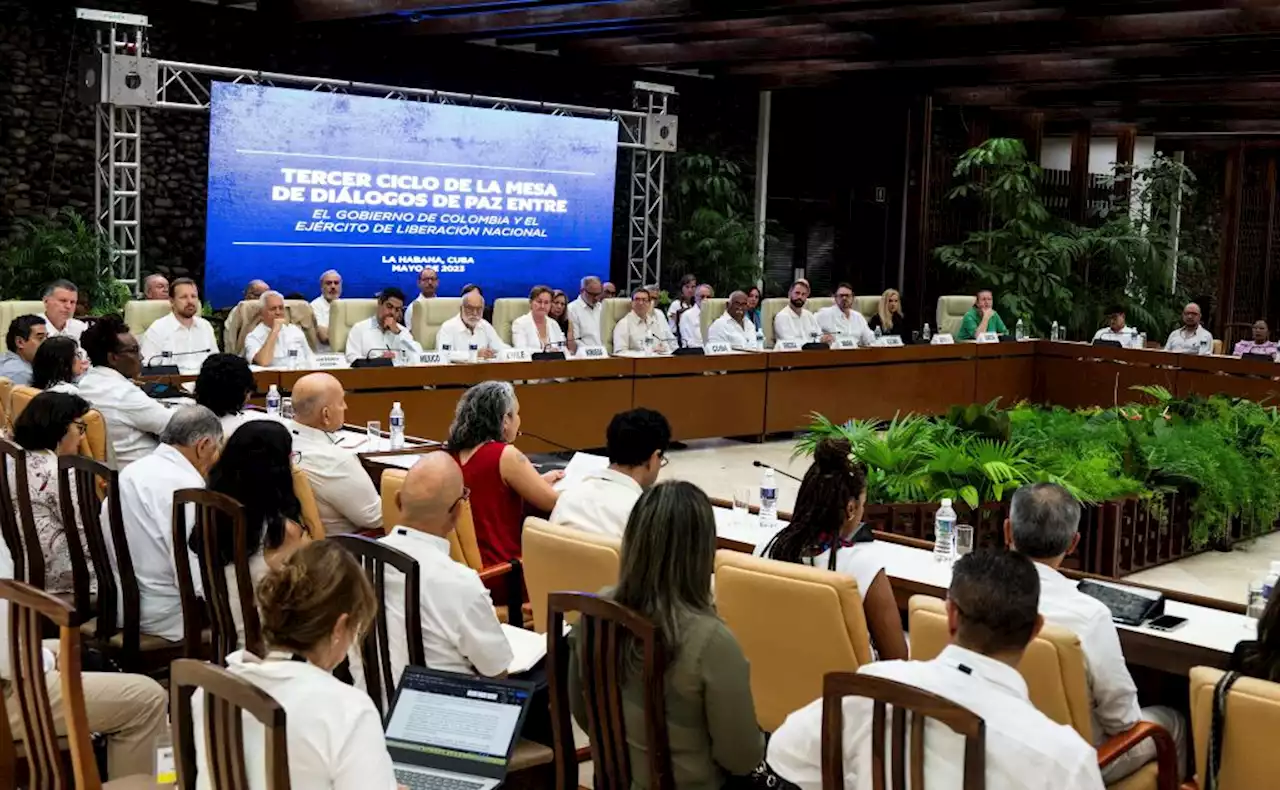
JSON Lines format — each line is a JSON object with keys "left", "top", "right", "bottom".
{"left": 756, "top": 437, "right": 907, "bottom": 660}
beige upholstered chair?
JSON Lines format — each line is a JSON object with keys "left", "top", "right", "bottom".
{"left": 292, "top": 465, "right": 325, "bottom": 540}
{"left": 521, "top": 517, "right": 622, "bottom": 634}
{"left": 807, "top": 296, "right": 833, "bottom": 313}
{"left": 854, "top": 295, "right": 881, "bottom": 322}
{"left": 491, "top": 298, "right": 530, "bottom": 345}
{"left": 937, "top": 295, "right": 976, "bottom": 336}
{"left": 328, "top": 298, "right": 378, "bottom": 354}
{"left": 0, "top": 377, "right": 12, "bottom": 434}
{"left": 10, "top": 385, "right": 38, "bottom": 422}
{"left": 600, "top": 297, "right": 633, "bottom": 354}
{"left": 761, "top": 297, "right": 790, "bottom": 348}
{"left": 713, "top": 550, "right": 873, "bottom": 732}
{"left": 79, "top": 409, "right": 108, "bottom": 463}
{"left": 223, "top": 299, "right": 319, "bottom": 354}
{"left": 123, "top": 300, "right": 173, "bottom": 336}
{"left": 0, "top": 302, "right": 45, "bottom": 338}
{"left": 1188, "top": 666, "right": 1280, "bottom": 790}
{"left": 408, "top": 297, "right": 462, "bottom": 350}
{"left": 698, "top": 297, "right": 728, "bottom": 340}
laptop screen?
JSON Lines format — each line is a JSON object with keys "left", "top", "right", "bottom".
{"left": 385, "top": 667, "right": 533, "bottom": 777}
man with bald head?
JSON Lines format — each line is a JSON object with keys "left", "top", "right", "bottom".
{"left": 143, "top": 274, "right": 169, "bottom": 300}
{"left": 706, "top": 290, "right": 761, "bottom": 350}
{"left": 288, "top": 372, "right": 382, "bottom": 535}
{"left": 243, "top": 291, "right": 315, "bottom": 369}
{"left": 1164, "top": 302, "right": 1214, "bottom": 355}
{"left": 351, "top": 453, "right": 512, "bottom": 688}
{"left": 243, "top": 280, "right": 270, "bottom": 301}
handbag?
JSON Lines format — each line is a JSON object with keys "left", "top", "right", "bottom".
{"left": 1204, "top": 670, "right": 1242, "bottom": 790}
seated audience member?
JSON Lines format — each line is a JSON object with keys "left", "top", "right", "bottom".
{"left": 1093, "top": 305, "right": 1140, "bottom": 348}
{"left": 243, "top": 290, "right": 316, "bottom": 369}
{"left": 223, "top": 279, "right": 271, "bottom": 349}
{"left": 1164, "top": 302, "right": 1213, "bottom": 355}
{"left": 344, "top": 286, "right": 422, "bottom": 364}
{"left": 602, "top": 281, "right": 617, "bottom": 298}
{"left": 288, "top": 373, "right": 382, "bottom": 535}
{"left": 402, "top": 267, "right": 438, "bottom": 330}
{"left": 193, "top": 541, "right": 398, "bottom": 789}
{"left": 1004, "top": 482, "right": 1186, "bottom": 782}
{"left": 511, "top": 285, "right": 568, "bottom": 351}
{"left": 110, "top": 405, "right": 222, "bottom": 642}
{"left": 613, "top": 287, "right": 674, "bottom": 354}
{"left": 448, "top": 381, "right": 563, "bottom": 570}
{"left": 868, "top": 288, "right": 918, "bottom": 342}
{"left": 774, "top": 279, "right": 831, "bottom": 345}
{"left": 0, "top": 537, "right": 168, "bottom": 781}
{"left": 0, "top": 314, "right": 45, "bottom": 385}
{"left": 767, "top": 549, "right": 1104, "bottom": 790}
{"left": 195, "top": 353, "right": 274, "bottom": 437}
{"left": 354, "top": 452, "right": 512, "bottom": 689}
{"left": 706, "top": 290, "right": 761, "bottom": 349}
{"left": 645, "top": 282, "right": 661, "bottom": 304}
{"left": 31, "top": 336, "right": 84, "bottom": 392}
{"left": 745, "top": 285, "right": 763, "bottom": 330}
{"left": 758, "top": 438, "right": 908, "bottom": 661}
{"left": 956, "top": 288, "right": 1008, "bottom": 341}
{"left": 816, "top": 282, "right": 874, "bottom": 346}
{"left": 309, "top": 269, "right": 342, "bottom": 351}
{"left": 244, "top": 279, "right": 270, "bottom": 301}
{"left": 1234, "top": 319, "right": 1278, "bottom": 359}
{"left": 10, "top": 391, "right": 94, "bottom": 594}
{"left": 667, "top": 273, "right": 697, "bottom": 334}
{"left": 143, "top": 273, "right": 170, "bottom": 301}
{"left": 550, "top": 408, "right": 670, "bottom": 538}
{"left": 678, "top": 283, "right": 713, "bottom": 348}
{"left": 1232, "top": 584, "right": 1280, "bottom": 680}
{"left": 139, "top": 277, "right": 218, "bottom": 374}
{"left": 40, "top": 279, "right": 87, "bottom": 341}
{"left": 568, "top": 276, "right": 605, "bottom": 350}
{"left": 196, "top": 420, "right": 312, "bottom": 650}
{"left": 570, "top": 480, "right": 764, "bottom": 787}
{"left": 78, "top": 315, "right": 173, "bottom": 466}
{"left": 435, "top": 284, "right": 508, "bottom": 359}
{"left": 549, "top": 289, "right": 571, "bottom": 338}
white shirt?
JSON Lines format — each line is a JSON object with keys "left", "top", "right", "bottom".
{"left": 41, "top": 313, "right": 87, "bottom": 342}
{"left": 344, "top": 317, "right": 424, "bottom": 363}
{"left": 1164, "top": 325, "right": 1214, "bottom": 355}
{"left": 309, "top": 295, "right": 335, "bottom": 352}
{"left": 75, "top": 365, "right": 173, "bottom": 466}
{"left": 139, "top": 312, "right": 219, "bottom": 374}
{"left": 105, "top": 443, "right": 205, "bottom": 642}
{"left": 567, "top": 296, "right": 605, "bottom": 347}
{"left": 350, "top": 528, "right": 512, "bottom": 691}
{"left": 613, "top": 311, "right": 673, "bottom": 354}
{"left": 510, "top": 312, "right": 568, "bottom": 351}
{"left": 678, "top": 304, "right": 703, "bottom": 348}
{"left": 434, "top": 315, "right": 508, "bottom": 353}
{"left": 0, "top": 534, "right": 56, "bottom": 680}
{"left": 1033, "top": 562, "right": 1141, "bottom": 742}
{"left": 549, "top": 468, "right": 643, "bottom": 539}
{"left": 1093, "top": 327, "right": 1141, "bottom": 348}
{"left": 243, "top": 323, "right": 316, "bottom": 369}
{"left": 706, "top": 313, "right": 760, "bottom": 350}
{"left": 193, "top": 650, "right": 398, "bottom": 790}
{"left": 767, "top": 645, "right": 1105, "bottom": 790}
{"left": 403, "top": 293, "right": 433, "bottom": 331}
{"left": 219, "top": 410, "right": 281, "bottom": 439}
{"left": 816, "top": 306, "right": 875, "bottom": 346}
{"left": 753, "top": 538, "right": 885, "bottom": 601}
{"left": 289, "top": 422, "right": 382, "bottom": 535}
{"left": 774, "top": 305, "right": 824, "bottom": 343}
{"left": 667, "top": 299, "right": 693, "bottom": 333}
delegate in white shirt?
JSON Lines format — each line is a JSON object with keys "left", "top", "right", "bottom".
{"left": 816, "top": 306, "right": 875, "bottom": 346}
{"left": 510, "top": 312, "right": 567, "bottom": 351}
{"left": 1164, "top": 325, "right": 1214, "bottom": 355}
{"left": 41, "top": 313, "right": 87, "bottom": 342}
{"left": 706, "top": 313, "right": 760, "bottom": 350}
{"left": 767, "top": 644, "right": 1105, "bottom": 790}
{"left": 344, "top": 317, "right": 423, "bottom": 363}
{"left": 678, "top": 304, "right": 703, "bottom": 348}
{"left": 349, "top": 528, "right": 512, "bottom": 691}
{"left": 308, "top": 295, "right": 334, "bottom": 352}
{"left": 75, "top": 365, "right": 173, "bottom": 466}
{"left": 567, "top": 296, "right": 605, "bottom": 347}
{"left": 774, "top": 306, "right": 824, "bottom": 343}
{"left": 549, "top": 468, "right": 643, "bottom": 539}
{"left": 243, "top": 323, "right": 316, "bottom": 369}
{"left": 435, "top": 315, "right": 508, "bottom": 353}
{"left": 289, "top": 422, "right": 382, "bottom": 535}
{"left": 139, "top": 312, "right": 219, "bottom": 374}
{"left": 193, "top": 650, "right": 398, "bottom": 790}
{"left": 613, "top": 311, "right": 673, "bottom": 354}
{"left": 752, "top": 539, "right": 885, "bottom": 603}
{"left": 1093, "top": 327, "right": 1141, "bottom": 348}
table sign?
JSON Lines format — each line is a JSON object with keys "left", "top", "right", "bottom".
{"left": 833, "top": 337, "right": 859, "bottom": 349}
{"left": 313, "top": 353, "right": 347, "bottom": 369}
{"left": 931, "top": 334, "right": 955, "bottom": 345}
{"left": 872, "top": 336, "right": 904, "bottom": 347}
{"left": 774, "top": 339, "right": 803, "bottom": 352}
{"left": 577, "top": 345, "right": 608, "bottom": 359}
{"left": 417, "top": 351, "right": 449, "bottom": 366}
{"left": 976, "top": 332, "right": 1000, "bottom": 343}
{"left": 499, "top": 348, "right": 532, "bottom": 362}
{"left": 705, "top": 342, "right": 734, "bottom": 356}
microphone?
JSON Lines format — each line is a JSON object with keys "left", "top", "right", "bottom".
{"left": 515, "top": 430, "right": 578, "bottom": 455}
{"left": 142, "top": 349, "right": 212, "bottom": 376}
{"left": 352, "top": 347, "right": 395, "bottom": 368}
{"left": 753, "top": 460, "right": 803, "bottom": 483}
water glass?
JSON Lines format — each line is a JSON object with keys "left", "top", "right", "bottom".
{"left": 286, "top": 345, "right": 299, "bottom": 370}
{"left": 732, "top": 487, "right": 752, "bottom": 527}
{"left": 366, "top": 420, "right": 381, "bottom": 450}
{"left": 280, "top": 397, "right": 294, "bottom": 421}
{"left": 911, "top": 331, "right": 921, "bottom": 344}
{"left": 953, "top": 524, "right": 975, "bottom": 557}
{"left": 1247, "top": 580, "right": 1268, "bottom": 623}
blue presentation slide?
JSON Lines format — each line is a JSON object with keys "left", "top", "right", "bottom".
{"left": 204, "top": 82, "right": 619, "bottom": 308}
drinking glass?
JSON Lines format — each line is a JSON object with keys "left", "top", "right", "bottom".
{"left": 732, "top": 487, "right": 752, "bottom": 527}
{"left": 366, "top": 420, "right": 381, "bottom": 451}
{"left": 1247, "top": 580, "right": 1268, "bottom": 624}
{"left": 953, "top": 524, "right": 975, "bottom": 558}
{"left": 280, "top": 397, "right": 294, "bottom": 421}
{"left": 911, "top": 330, "right": 921, "bottom": 344}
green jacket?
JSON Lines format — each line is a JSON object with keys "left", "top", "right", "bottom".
{"left": 957, "top": 307, "right": 1009, "bottom": 340}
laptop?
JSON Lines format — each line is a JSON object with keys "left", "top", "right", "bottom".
{"left": 384, "top": 666, "right": 536, "bottom": 790}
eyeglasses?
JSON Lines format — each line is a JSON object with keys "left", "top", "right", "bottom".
{"left": 72, "top": 419, "right": 87, "bottom": 436}
{"left": 659, "top": 452, "right": 669, "bottom": 468}
{"left": 117, "top": 344, "right": 141, "bottom": 355}
{"left": 449, "top": 486, "right": 471, "bottom": 514}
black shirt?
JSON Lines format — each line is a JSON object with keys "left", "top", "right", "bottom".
{"left": 869, "top": 311, "right": 918, "bottom": 343}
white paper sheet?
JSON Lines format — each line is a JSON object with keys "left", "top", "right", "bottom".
{"left": 502, "top": 623, "right": 549, "bottom": 675}
{"left": 552, "top": 452, "right": 610, "bottom": 492}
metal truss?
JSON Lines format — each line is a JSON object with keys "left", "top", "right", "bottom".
{"left": 627, "top": 84, "right": 673, "bottom": 293}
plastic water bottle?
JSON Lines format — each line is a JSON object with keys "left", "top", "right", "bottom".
{"left": 265, "top": 384, "right": 281, "bottom": 417}
{"left": 389, "top": 401, "right": 405, "bottom": 450}
{"left": 1137, "top": 331, "right": 1146, "bottom": 349}
{"left": 1015, "top": 318, "right": 1025, "bottom": 341}
{"left": 759, "top": 468, "right": 778, "bottom": 529}
{"left": 1263, "top": 560, "right": 1280, "bottom": 600}
{"left": 934, "top": 498, "right": 957, "bottom": 563}
{"left": 874, "top": 325, "right": 883, "bottom": 339}
{"left": 755, "top": 326, "right": 765, "bottom": 349}
{"left": 1051, "top": 321, "right": 1060, "bottom": 341}
{"left": 922, "top": 323, "right": 932, "bottom": 341}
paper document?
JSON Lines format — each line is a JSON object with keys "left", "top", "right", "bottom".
{"left": 553, "top": 452, "right": 609, "bottom": 492}
{"left": 502, "top": 624, "right": 548, "bottom": 675}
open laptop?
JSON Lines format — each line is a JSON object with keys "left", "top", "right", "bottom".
{"left": 384, "top": 666, "right": 536, "bottom": 790}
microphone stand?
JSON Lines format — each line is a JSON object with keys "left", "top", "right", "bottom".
{"left": 752, "top": 459, "right": 803, "bottom": 483}
{"left": 141, "top": 349, "right": 213, "bottom": 376}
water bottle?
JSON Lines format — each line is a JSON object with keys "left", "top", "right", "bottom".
{"left": 1263, "top": 561, "right": 1280, "bottom": 600}
{"left": 1137, "top": 331, "right": 1146, "bottom": 349}
{"left": 266, "top": 384, "right": 281, "bottom": 417}
{"left": 874, "top": 325, "right": 882, "bottom": 339}
{"left": 1051, "top": 321, "right": 1059, "bottom": 341}
{"left": 389, "top": 401, "right": 405, "bottom": 450}
{"left": 755, "top": 326, "right": 765, "bottom": 349}
{"left": 934, "top": 498, "right": 957, "bottom": 563}
{"left": 1015, "top": 318, "right": 1025, "bottom": 341}
{"left": 759, "top": 468, "right": 778, "bottom": 529}
{"left": 468, "top": 342, "right": 479, "bottom": 363}
{"left": 922, "top": 323, "right": 932, "bottom": 341}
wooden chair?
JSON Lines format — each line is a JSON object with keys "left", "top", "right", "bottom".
{"left": 78, "top": 409, "right": 108, "bottom": 463}
{"left": 170, "top": 657, "right": 291, "bottom": 790}
{"left": 56, "top": 455, "right": 113, "bottom": 635}
{"left": 0, "top": 579, "right": 152, "bottom": 789}
{"left": 330, "top": 534, "right": 424, "bottom": 716}
{"left": 821, "top": 671, "right": 986, "bottom": 790}
{"left": 172, "top": 489, "right": 263, "bottom": 663}
{"left": 547, "top": 591, "right": 672, "bottom": 790}
{"left": 0, "top": 436, "right": 41, "bottom": 588}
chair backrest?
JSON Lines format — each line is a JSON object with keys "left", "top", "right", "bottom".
{"left": 226, "top": 300, "right": 319, "bottom": 354}
{"left": 171, "top": 657, "right": 291, "bottom": 790}
{"left": 56, "top": 455, "right": 116, "bottom": 632}
{"left": 492, "top": 298, "right": 531, "bottom": 344}
{"left": 172, "top": 489, "right": 262, "bottom": 663}
{"left": 0, "top": 302, "right": 46, "bottom": 343}
{"left": 331, "top": 534, "right": 424, "bottom": 716}
{"left": 0, "top": 376, "right": 12, "bottom": 434}
{"left": 0, "top": 437, "right": 40, "bottom": 589}
{"left": 761, "top": 297, "right": 790, "bottom": 347}
{"left": 1212, "top": 338, "right": 1224, "bottom": 355}
{"left": 329, "top": 298, "right": 378, "bottom": 352}
{"left": 410, "top": 296, "right": 463, "bottom": 350}
{"left": 808, "top": 296, "right": 834, "bottom": 313}
{"left": 378, "top": 467, "right": 468, "bottom": 562}
{"left": 821, "top": 671, "right": 986, "bottom": 790}
{"left": 1190, "top": 666, "right": 1280, "bottom": 789}
{"left": 547, "top": 591, "right": 673, "bottom": 790}
{"left": 451, "top": 498, "right": 484, "bottom": 570}
{"left": 937, "top": 295, "right": 975, "bottom": 336}
{"left": 124, "top": 300, "right": 173, "bottom": 336}
{"left": 379, "top": 467, "right": 406, "bottom": 536}
{"left": 9, "top": 384, "right": 38, "bottom": 422}
{"left": 908, "top": 595, "right": 1093, "bottom": 739}
{"left": 522, "top": 517, "right": 623, "bottom": 633}
{"left": 291, "top": 465, "right": 325, "bottom": 540}
{"left": 0, "top": 579, "right": 107, "bottom": 790}
{"left": 79, "top": 408, "right": 108, "bottom": 462}
{"left": 698, "top": 297, "right": 728, "bottom": 340}
{"left": 854, "top": 295, "right": 881, "bottom": 322}
{"left": 95, "top": 462, "right": 149, "bottom": 663}
{"left": 601, "top": 297, "right": 633, "bottom": 354}
{"left": 713, "top": 550, "right": 873, "bottom": 732}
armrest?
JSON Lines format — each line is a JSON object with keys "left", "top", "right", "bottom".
{"left": 478, "top": 558, "right": 525, "bottom": 630}
{"left": 1097, "top": 721, "right": 1179, "bottom": 790}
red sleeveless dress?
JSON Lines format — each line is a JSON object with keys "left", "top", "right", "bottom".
{"left": 454, "top": 441, "right": 525, "bottom": 569}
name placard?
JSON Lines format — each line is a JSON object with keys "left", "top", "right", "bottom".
{"left": 313, "top": 353, "right": 347, "bottom": 369}
{"left": 833, "top": 337, "right": 859, "bottom": 350}
{"left": 577, "top": 345, "right": 608, "bottom": 359}
{"left": 499, "top": 348, "right": 531, "bottom": 363}
{"left": 872, "top": 335, "right": 904, "bottom": 347}
{"left": 704, "top": 342, "right": 734, "bottom": 356}
{"left": 976, "top": 332, "right": 1000, "bottom": 344}
{"left": 775, "top": 339, "right": 803, "bottom": 352}
{"left": 417, "top": 351, "right": 448, "bottom": 366}
{"left": 931, "top": 334, "right": 955, "bottom": 345}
